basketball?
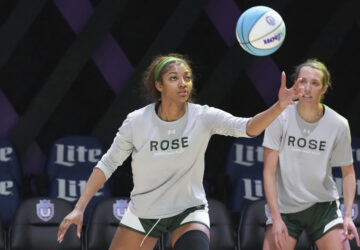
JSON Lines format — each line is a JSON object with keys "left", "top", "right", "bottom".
{"left": 236, "top": 6, "right": 286, "bottom": 56}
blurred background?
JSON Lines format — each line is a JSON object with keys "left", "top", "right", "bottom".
{"left": 0, "top": 0, "right": 360, "bottom": 216}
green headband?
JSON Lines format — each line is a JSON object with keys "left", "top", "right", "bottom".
{"left": 154, "top": 57, "right": 184, "bottom": 81}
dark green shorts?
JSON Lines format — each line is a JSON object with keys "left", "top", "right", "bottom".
{"left": 119, "top": 205, "right": 210, "bottom": 238}
{"left": 267, "top": 200, "right": 343, "bottom": 242}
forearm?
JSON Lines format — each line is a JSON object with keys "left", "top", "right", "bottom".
{"left": 74, "top": 167, "right": 107, "bottom": 212}
{"left": 246, "top": 101, "right": 284, "bottom": 137}
{"left": 342, "top": 165, "right": 356, "bottom": 218}
{"left": 264, "top": 170, "right": 282, "bottom": 222}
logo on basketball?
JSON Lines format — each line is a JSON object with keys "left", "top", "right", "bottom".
{"left": 265, "top": 15, "right": 276, "bottom": 26}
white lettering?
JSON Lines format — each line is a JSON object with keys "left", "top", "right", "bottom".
{"left": 54, "top": 144, "right": 102, "bottom": 167}
{"left": 243, "top": 178, "right": 263, "bottom": 200}
{"left": 0, "top": 181, "right": 13, "bottom": 195}
{"left": 40, "top": 208, "right": 51, "bottom": 217}
{"left": 0, "top": 147, "right": 12, "bottom": 162}
{"left": 234, "top": 144, "right": 263, "bottom": 167}
{"left": 56, "top": 178, "right": 103, "bottom": 202}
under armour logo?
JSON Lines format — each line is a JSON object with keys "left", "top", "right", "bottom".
{"left": 303, "top": 129, "right": 311, "bottom": 134}
{"left": 168, "top": 129, "right": 175, "bottom": 135}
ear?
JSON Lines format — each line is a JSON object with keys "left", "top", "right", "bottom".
{"left": 321, "top": 85, "right": 328, "bottom": 95}
{"left": 155, "top": 80, "right": 163, "bottom": 92}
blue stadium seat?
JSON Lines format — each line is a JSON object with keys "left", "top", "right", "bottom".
{"left": 9, "top": 197, "right": 81, "bottom": 250}
{"left": 225, "top": 136, "right": 264, "bottom": 212}
{"left": 0, "top": 138, "right": 22, "bottom": 229}
{"left": 46, "top": 136, "right": 112, "bottom": 223}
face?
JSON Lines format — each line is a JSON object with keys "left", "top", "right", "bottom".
{"left": 155, "top": 62, "right": 193, "bottom": 103}
{"left": 298, "top": 66, "right": 328, "bottom": 104}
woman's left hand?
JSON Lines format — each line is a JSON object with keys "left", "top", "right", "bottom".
{"left": 278, "top": 71, "right": 304, "bottom": 109}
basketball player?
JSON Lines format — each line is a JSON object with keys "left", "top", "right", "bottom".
{"left": 262, "top": 59, "right": 360, "bottom": 250}
{"left": 57, "top": 53, "right": 303, "bottom": 250}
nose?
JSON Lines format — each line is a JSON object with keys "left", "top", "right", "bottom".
{"left": 303, "top": 81, "right": 311, "bottom": 91}
{"left": 178, "top": 78, "right": 186, "bottom": 87}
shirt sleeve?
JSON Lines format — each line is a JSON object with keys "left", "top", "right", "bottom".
{"left": 203, "top": 106, "right": 251, "bottom": 138}
{"left": 262, "top": 114, "right": 284, "bottom": 151}
{"left": 95, "top": 114, "right": 134, "bottom": 179}
{"left": 329, "top": 121, "right": 353, "bottom": 167}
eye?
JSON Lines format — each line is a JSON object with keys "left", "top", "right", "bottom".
{"left": 170, "top": 76, "right": 178, "bottom": 81}
{"left": 311, "top": 81, "right": 320, "bottom": 86}
{"left": 184, "top": 76, "right": 192, "bottom": 82}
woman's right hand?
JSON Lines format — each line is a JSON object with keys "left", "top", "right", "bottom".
{"left": 57, "top": 208, "right": 84, "bottom": 243}
{"left": 271, "top": 218, "right": 289, "bottom": 250}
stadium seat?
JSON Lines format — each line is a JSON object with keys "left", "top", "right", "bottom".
{"left": 225, "top": 136, "right": 264, "bottom": 213}
{"left": 238, "top": 198, "right": 314, "bottom": 250}
{"left": 0, "top": 138, "right": 22, "bottom": 229}
{"left": 9, "top": 197, "right": 81, "bottom": 250}
{"left": 85, "top": 197, "right": 162, "bottom": 250}
{"left": 46, "top": 136, "right": 112, "bottom": 223}
{"left": 0, "top": 218, "right": 6, "bottom": 250}
{"left": 162, "top": 198, "right": 236, "bottom": 250}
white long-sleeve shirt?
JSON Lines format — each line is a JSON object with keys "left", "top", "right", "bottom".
{"left": 96, "top": 102, "right": 250, "bottom": 218}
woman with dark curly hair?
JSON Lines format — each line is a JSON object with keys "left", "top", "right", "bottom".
{"left": 58, "top": 53, "right": 302, "bottom": 250}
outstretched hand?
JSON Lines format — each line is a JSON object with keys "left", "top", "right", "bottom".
{"left": 57, "top": 208, "right": 83, "bottom": 243}
{"left": 278, "top": 72, "right": 304, "bottom": 109}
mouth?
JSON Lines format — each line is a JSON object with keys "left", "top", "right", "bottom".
{"left": 178, "top": 91, "right": 188, "bottom": 97}
{"left": 302, "top": 94, "right": 312, "bottom": 99}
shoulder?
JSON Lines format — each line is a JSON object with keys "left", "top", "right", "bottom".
{"left": 324, "top": 105, "right": 349, "bottom": 128}
{"left": 187, "top": 103, "right": 214, "bottom": 116}
{"left": 188, "top": 103, "right": 228, "bottom": 115}
{"left": 126, "top": 103, "right": 155, "bottom": 122}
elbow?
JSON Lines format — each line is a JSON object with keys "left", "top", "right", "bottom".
{"left": 247, "top": 130, "right": 259, "bottom": 137}
{"left": 246, "top": 126, "right": 261, "bottom": 137}
{"left": 245, "top": 119, "right": 262, "bottom": 137}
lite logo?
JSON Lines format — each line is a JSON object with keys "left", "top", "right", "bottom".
{"left": 56, "top": 179, "right": 103, "bottom": 202}
{"left": 0, "top": 147, "right": 12, "bottom": 162}
{"left": 54, "top": 144, "right": 103, "bottom": 167}
{"left": 233, "top": 143, "right": 263, "bottom": 167}
{"left": 0, "top": 181, "right": 13, "bottom": 195}
{"left": 242, "top": 178, "right": 264, "bottom": 200}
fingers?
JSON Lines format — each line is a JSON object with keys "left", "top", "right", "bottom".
{"left": 77, "top": 223, "right": 82, "bottom": 239}
{"left": 348, "top": 227, "right": 360, "bottom": 246}
{"left": 280, "top": 71, "right": 286, "bottom": 89}
{"left": 57, "top": 219, "right": 71, "bottom": 243}
{"left": 274, "top": 230, "right": 288, "bottom": 250}
{"left": 293, "top": 78, "right": 304, "bottom": 100}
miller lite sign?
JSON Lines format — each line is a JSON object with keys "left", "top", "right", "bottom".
{"left": 0, "top": 138, "right": 21, "bottom": 227}
{"left": 225, "top": 136, "right": 264, "bottom": 212}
